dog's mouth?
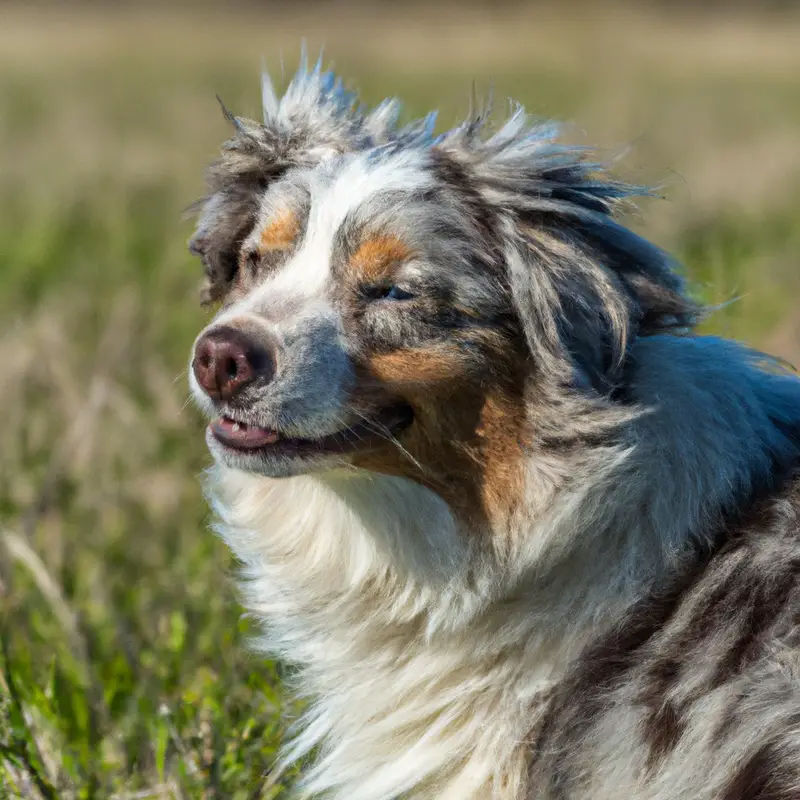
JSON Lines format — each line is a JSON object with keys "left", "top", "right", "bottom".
{"left": 208, "top": 405, "right": 414, "bottom": 458}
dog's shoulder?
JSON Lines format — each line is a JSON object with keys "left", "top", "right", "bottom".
{"left": 529, "top": 469, "right": 800, "bottom": 800}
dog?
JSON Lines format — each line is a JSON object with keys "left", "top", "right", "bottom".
{"left": 187, "top": 58, "right": 800, "bottom": 799}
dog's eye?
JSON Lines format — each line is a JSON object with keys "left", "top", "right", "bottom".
{"left": 366, "top": 285, "right": 415, "bottom": 302}
{"left": 384, "top": 286, "right": 415, "bottom": 301}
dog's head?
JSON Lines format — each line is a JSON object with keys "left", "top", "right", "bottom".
{"left": 188, "top": 60, "right": 697, "bottom": 524}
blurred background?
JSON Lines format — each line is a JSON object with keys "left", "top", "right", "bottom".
{"left": 1, "top": 1, "right": 799, "bottom": 797}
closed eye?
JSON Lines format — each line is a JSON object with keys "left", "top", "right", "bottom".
{"left": 364, "top": 285, "right": 416, "bottom": 302}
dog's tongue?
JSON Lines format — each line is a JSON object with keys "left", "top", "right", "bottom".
{"left": 211, "top": 417, "right": 281, "bottom": 449}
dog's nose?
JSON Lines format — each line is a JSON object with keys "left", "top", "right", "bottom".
{"left": 192, "top": 326, "right": 275, "bottom": 402}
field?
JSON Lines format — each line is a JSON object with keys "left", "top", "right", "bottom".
{"left": 1, "top": 4, "right": 799, "bottom": 797}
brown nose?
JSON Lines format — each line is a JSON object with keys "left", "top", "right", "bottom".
{"left": 192, "top": 326, "right": 275, "bottom": 402}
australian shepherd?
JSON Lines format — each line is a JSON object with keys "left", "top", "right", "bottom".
{"left": 186, "top": 59, "right": 800, "bottom": 799}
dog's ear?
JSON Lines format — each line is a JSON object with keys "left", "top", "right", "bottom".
{"left": 434, "top": 109, "right": 698, "bottom": 393}
{"left": 189, "top": 56, "right": 406, "bottom": 304}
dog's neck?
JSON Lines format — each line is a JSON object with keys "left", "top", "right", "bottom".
{"left": 207, "top": 334, "right": 799, "bottom": 799}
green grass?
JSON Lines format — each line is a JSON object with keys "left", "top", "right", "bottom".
{"left": 1, "top": 5, "right": 799, "bottom": 798}
{"left": 0, "top": 186, "right": 299, "bottom": 798}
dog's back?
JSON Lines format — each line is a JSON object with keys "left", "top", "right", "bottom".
{"left": 532, "top": 471, "right": 800, "bottom": 800}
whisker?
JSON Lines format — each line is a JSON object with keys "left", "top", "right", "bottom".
{"left": 350, "top": 408, "right": 429, "bottom": 476}
{"left": 333, "top": 413, "right": 362, "bottom": 451}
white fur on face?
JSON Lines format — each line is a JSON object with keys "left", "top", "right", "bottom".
{"left": 189, "top": 149, "right": 436, "bottom": 466}
{"left": 234, "top": 149, "right": 433, "bottom": 315}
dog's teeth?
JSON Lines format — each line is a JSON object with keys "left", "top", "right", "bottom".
{"left": 232, "top": 423, "right": 240, "bottom": 433}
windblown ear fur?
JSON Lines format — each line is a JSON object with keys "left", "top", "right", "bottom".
{"left": 434, "top": 107, "right": 700, "bottom": 393}
{"left": 189, "top": 55, "right": 432, "bottom": 304}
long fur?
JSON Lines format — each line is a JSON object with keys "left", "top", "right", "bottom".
{"left": 187, "top": 61, "right": 800, "bottom": 799}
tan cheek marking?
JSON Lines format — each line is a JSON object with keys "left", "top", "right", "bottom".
{"left": 259, "top": 210, "right": 299, "bottom": 252}
{"left": 350, "top": 235, "right": 412, "bottom": 283}
{"left": 473, "top": 392, "right": 528, "bottom": 531}
{"left": 368, "top": 347, "right": 468, "bottom": 390}
{"left": 366, "top": 330, "right": 507, "bottom": 390}
{"left": 360, "top": 345, "right": 528, "bottom": 534}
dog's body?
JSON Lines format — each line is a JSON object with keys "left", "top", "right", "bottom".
{"left": 187, "top": 61, "right": 800, "bottom": 799}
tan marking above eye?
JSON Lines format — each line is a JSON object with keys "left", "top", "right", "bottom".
{"left": 350, "top": 235, "right": 412, "bottom": 282}
{"left": 259, "top": 210, "right": 299, "bottom": 252}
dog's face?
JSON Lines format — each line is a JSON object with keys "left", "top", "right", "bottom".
{"left": 190, "top": 148, "right": 521, "bottom": 490}
{"left": 188, "top": 65, "right": 695, "bottom": 519}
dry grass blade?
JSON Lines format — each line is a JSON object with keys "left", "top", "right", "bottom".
{"left": 1, "top": 531, "right": 85, "bottom": 670}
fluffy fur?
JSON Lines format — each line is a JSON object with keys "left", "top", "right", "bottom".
{"left": 187, "top": 58, "right": 800, "bottom": 799}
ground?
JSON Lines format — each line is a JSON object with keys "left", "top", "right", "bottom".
{"left": 1, "top": 4, "right": 799, "bottom": 798}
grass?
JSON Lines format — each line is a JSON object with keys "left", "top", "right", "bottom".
{"left": 1, "top": 4, "right": 799, "bottom": 797}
